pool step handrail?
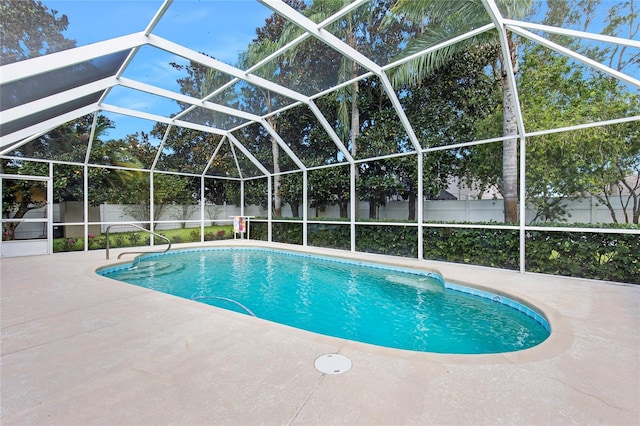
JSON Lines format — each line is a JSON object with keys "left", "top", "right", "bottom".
{"left": 191, "top": 295, "right": 257, "bottom": 317}
{"left": 105, "top": 223, "right": 172, "bottom": 261}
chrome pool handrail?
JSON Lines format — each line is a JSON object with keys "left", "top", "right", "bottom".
{"left": 191, "top": 295, "right": 257, "bottom": 317}
{"left": 105, "top": 223, "right": 171, "bottom": 261}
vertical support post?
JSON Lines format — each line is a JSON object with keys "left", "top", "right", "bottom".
{"left": 83, "top": 164, "right": 89, "bottom": 251}
{"left": 303, "top": 170, "right": 308, "bottom": 247}
{"left": 240, "top": 179, "right": 245, "bottom": 216}
{"left": 350, "top": 162, "right": 357, "bottom": 252}
{"left": 200, "top": 175, "right": 205, "bottom": 243}
{"left": 417, "top": 152, "right": 424, "bottom": 260}
{"left": 267, "top": 176, "right": 272, "bottom": 242}
{"left": 48, "top": 163, "right": 54, "bottom": 255}
{"left": 0, "top": 176, "right": 3, "bottom": 255}
{"left": 519, "top": 136, "right": 526, "bottom": 273}
{"left": 150, "top": 171, "right": 155, "bottom": 247}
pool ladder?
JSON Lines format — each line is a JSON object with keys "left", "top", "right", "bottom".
{"left": 105, "top": 223, "right": 172, "bottom": 267}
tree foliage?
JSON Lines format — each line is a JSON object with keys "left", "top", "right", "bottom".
{"left": 0, "top": 0, "right": 75, "bottom": 65}
{"left": 2, "top": 0, "right": 638, "bottom": 252}
{"left": 519, "top": 43, "right": 640, "bottom": 223}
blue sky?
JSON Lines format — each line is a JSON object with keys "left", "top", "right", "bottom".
{"left": 42, "top": 0, "right": 275, "bottom": 140}
{"left": 39, "top": 1, "right": 635, "bottom": 141}
{"left": 44, "top": 0, "right": 274, "bottom": 63}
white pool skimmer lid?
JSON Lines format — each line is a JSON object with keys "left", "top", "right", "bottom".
{"left": 314, "top": 353, "right": 352, "bottom": 374}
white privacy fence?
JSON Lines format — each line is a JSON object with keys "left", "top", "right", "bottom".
{"left": 8, "top": 195, "right": 631, "bottom": 240}
{"left": 303, "top": 197, "right": 626, "bottom": 224}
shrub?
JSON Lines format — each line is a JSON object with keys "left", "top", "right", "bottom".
{"left": 189, "top": 229, "right": 201, "bottom": 242}
{"left": 114, "top": 235, "right": 126, "bottom": 247}
{"left": 267, "top": 220, "right": 639, "bottom": 284}
{"left": 423, "top": 227, "right": 519, "bottom": 270}
{"left": 63, "top": 237, "right": 77, "bottom": 251}
{"left": 308, "top": 224, "right": 350, "bottom": 250}
{"left": 129, "top": 232, "right": 141, "bottom": 246}
{"left": 88, "top": 235, "right": 105, "bottom": 250}
{"left": 525, "top": 229, "right": 639, "bottom": 283}
{"left": 357, "top": 225, "right": 418, "bottom": 257}
{"left": 273, "top": 223, "right": 302, "bottom": 245}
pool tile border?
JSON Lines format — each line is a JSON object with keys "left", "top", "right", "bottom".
{"left": 97, "top": 246, "right": 551, "bottom": 334}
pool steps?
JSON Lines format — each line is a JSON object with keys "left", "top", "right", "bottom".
{"left": 104, "top": 223, "right": 172, "bottom": 263}
{"left": 99, "top": 246, "right": 550, "bottom": 332}
{"left": 104, "top": 261, "right": 186, "bottom": 280}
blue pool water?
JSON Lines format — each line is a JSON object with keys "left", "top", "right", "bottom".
{"left": 98, "top": 248, "right": 550, "bottom": 354}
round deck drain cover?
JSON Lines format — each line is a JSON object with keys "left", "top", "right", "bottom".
{"left": 314, "top": 353, "right": 352, "bottom": 374}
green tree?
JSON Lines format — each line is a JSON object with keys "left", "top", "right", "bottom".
{"left": 278, "top": 95, "right": 354, "bottom": 217}
{"left": 389, "top": 0, "right": 534, "bottom": 223}
{"left": 238, "top": 0, "right": 306, "bottom": 217}
{"left": 0, "top": 0, "right": 75, "bottom": 65}
{"left": 309, "top": 166, "right": 351, "bottom": 217}
{"left": 1, "top": 115, "right": 125, "bottom": 239}
{"left": 111, "top": 134, "right": 193, "bottom": 226}
{"left": 1, "top": 0, "right": 77, "bottom": 239}
{"left": 519, "top": 0, "right": 640, "bottom": 224}
{"left": 121, "top": 172, "right": 192, "bottom": 227}
{"left": 277, "top": 0, "right": 408, "bottom": 218}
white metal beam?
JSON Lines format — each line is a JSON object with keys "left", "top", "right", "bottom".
{"left": 2, "top": 77, "right": 118, "bottom": 125}
{"left": 381, "top": 23, "right": 497, "bottom": 72}
{"left": 98, "top": 104, "right": 228, "bottom": 136}
{"left": 0, "top": 104, "right": 99, "bottom": 148}
{"left": 201, "top": 135, "right": 227, "bottom": 177}
{"left": 260, "top": 119, "right": 307, "bottom": 171}
{"left": 84, "top": 112, "right": 99, "bottom": 164}
{"left": 201, "top": 0, "right": 368, "bottom": 119}
{"left": 145, "top": 0, "right": 173, "bottom": 36}
{"left": 150, "top": 125, "right": 173, "bottom": 170}
{"left": 508, "top": 25, "right": 640, "bottom": 89}
{"left": 147, "top": 34, "right": 310, "bottom": 104}
{"left": 0, "top": 33, "right": 148, "bottom": 84}
{"left": 259, "top": 0, "right": 384, "bottom": 75}
{"left": 482, "top": 0, "right": 528, "bottom": 274}
{"left": 503, "top": 19, "right": 640, "bottom": 49}
{"left": 306, "top": 101, "right": 354, "bottom": 163}
{"left": 118, "top": 77, "right": 263, "bottom": 122}
{"left": 226, "top": 133, "right": 271, "bottom": 177}
{"left": 481, "top": 0, "right": 527, "bottom": 139}
{"left": 379, "top": 73, "right": 423, "bottom": 152}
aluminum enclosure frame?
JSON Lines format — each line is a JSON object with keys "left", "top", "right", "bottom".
{"left": 1, "top": 0, "right": 638, "bottom": 272}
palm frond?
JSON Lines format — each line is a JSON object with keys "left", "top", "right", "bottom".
{"left": 387, "top": 0, "right": 500, "bottom": 87}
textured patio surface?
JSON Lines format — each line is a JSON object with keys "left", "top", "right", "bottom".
{"left": 1, "top": 241, "right": 638, "bottom": 425}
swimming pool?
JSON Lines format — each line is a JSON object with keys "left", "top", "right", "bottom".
{"left": 98, "top": 247, "right": 550, "bottom": 354}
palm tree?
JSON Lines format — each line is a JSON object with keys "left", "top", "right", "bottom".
{"left": 239, "top": 39, "right": 285, "bottom": 216}
{"left": 389, "top": 0, "right": 533, "bottom": 223}
{"left": 276, "top": 0, "right": 401, "bottom": 218}
{"left": 238, "top": 0, "right": 307, "bottom": 217}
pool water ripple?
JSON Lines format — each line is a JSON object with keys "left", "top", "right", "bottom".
{"left": 98, "top": 248, "right": 550, "bottom": 354}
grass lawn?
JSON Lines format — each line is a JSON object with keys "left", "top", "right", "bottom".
{"left": 54, "top": 224, "right": 234, "bottom": 252}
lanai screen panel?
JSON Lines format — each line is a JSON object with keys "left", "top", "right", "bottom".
{"left": 3, "top": 112, "right": 98, "bottom": 163}
{"left": 150, "top": 0, "right": 275, "bottom": 69}
{"left": 271, "top": 103, "right": 344, "bottom": 168}
{"left": 155, "top": 128, "right": 223, "bottom": 174}
{"left": 0, "top": 50, "right": 130, "bottom": 139}
{"left": 1, "top": 93, "right": 103, "bottom": 139}
{"left": 102, "top": 85, "right": 186, "bottom": 121}
{"left": 1, "top": 50, "right": 129, "bottom": 112}
{"left": 208, "top": 79, "right": 299, "bottom": 117}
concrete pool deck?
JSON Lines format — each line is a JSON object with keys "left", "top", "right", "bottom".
{"left": 1, "top": 240, "right": 638, "bottom": 425}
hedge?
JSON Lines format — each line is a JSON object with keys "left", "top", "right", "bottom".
{"left": 251, "top": 220, "right": 639, "bottom": 284}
